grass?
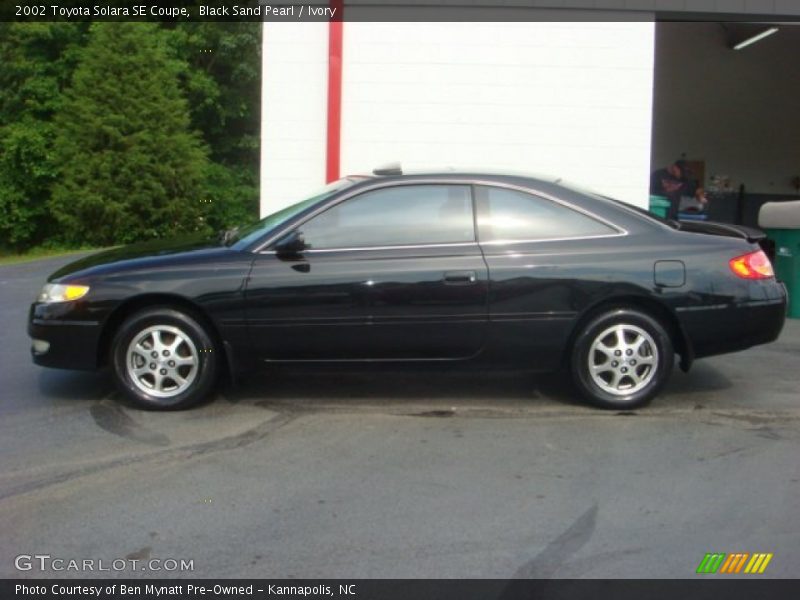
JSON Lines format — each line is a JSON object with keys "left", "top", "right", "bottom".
{"left": 0, "top": 246, "right": 99, "bottom": 266}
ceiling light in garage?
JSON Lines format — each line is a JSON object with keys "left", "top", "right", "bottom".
{"left": 732, "top": 26, "right": 779, "bottom": 50}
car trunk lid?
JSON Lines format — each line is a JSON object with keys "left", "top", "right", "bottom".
{"left": 675, "top": 220, "right": 766, "bottom": 243}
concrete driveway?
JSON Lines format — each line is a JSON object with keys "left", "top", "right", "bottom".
{"left": 1, "top": 254, "right": 798, "bottom": 578}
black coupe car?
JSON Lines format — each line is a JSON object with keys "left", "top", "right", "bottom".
{"left": 29, "top": 169, "right": 786, "bottom": 410}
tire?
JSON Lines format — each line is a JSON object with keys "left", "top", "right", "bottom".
{"left": 570, "top": 308, "right": 673, "bottom": 410}
{"left": 110, "top": 307, "right": 218, "bottom": 410}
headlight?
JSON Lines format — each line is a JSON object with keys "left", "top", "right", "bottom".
{"left": 38, "top": 283, "right": 90, "bottom": 303}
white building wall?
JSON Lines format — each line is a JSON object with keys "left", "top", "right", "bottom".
{"left": 260, "top": 23, "right": 329, "bottom": 217}
{"left": 260, "top": 21, "right": 656, "bottom": 215}
{"left": 341, "top": 22, "right": 655, "bottom": 207}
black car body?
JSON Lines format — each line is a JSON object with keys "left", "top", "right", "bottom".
{"left": 29, "top": 171, "right": 787, "bottom": 409}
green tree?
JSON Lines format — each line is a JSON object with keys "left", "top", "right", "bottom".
{"left": 166, "top": 23, "right": 261, "bottom": 166}
{"left": 166, "top": 23, "right": 262, "bottom": 229}
{"left": 0, "top": 23, "right": 89, "bottom": 248}
{"left": 0, "top": 21, "right": 261, "bottom": 250}
{"left": 50, "top": 22, "right": 209, "bottom": 246}
{"left": 0, "top": 119, "right": 58, "bottom": 247}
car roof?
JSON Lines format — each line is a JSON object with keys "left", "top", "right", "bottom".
{"left": 347, "top": 170, "right": 590, "bottom": 204}
{"left": 355, "top": 164, "right": 562, "bottom": 184}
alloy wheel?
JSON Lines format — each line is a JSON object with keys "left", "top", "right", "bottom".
{"left": 126, "top": 325, "right": 199, "bottom": 398}
{"left": 588, "top": 323, "right": 658, "bottom": 396}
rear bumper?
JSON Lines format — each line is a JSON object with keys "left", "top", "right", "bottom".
{"left": 677, "top": 293, "right": 787, "bottom": 359}
{"left": 28, "top": 305, "right": 102, "bottom": 370}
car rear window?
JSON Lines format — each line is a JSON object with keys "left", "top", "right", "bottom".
{"left": 475, "top": 186, "right": 618, "bottom": 243}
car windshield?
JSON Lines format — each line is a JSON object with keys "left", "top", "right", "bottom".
{"left": 226, "top": 177, "right": 365, "bottom": 249}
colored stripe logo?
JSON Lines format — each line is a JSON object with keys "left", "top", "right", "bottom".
{"left": 696, "top": 553, "right": 773, "bottom": 574}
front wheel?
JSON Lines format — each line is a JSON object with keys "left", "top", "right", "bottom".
{"left": 111, "top": 307, "right": 218, "bottom": 410}
{"left": 571, "top": 308, "right": 673, "bottom": 410}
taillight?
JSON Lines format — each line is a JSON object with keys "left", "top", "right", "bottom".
{"left": 729, "top": 250, "right": 775, "bottom": 280}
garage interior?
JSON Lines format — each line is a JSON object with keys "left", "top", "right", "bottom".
{"left": 651, "top": 21, "right": 800, "bottom": 227}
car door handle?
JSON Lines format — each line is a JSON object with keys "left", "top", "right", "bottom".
{"left": 443, "top": 271, "right": 477, "bottom": 285}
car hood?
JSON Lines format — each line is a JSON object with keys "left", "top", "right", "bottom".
{"left": 49, "top": 234, "right": 227, "bottom": 281}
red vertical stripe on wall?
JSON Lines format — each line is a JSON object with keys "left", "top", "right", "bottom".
{"left": 325, "top": 1, "right": 344, "bottom": 183}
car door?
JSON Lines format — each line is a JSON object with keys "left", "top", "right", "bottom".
{"left": 245, "top": 183, "right": 490, "bottom": 361}
{"left": 474, "top": 184, "right": 625, "bottom": 370}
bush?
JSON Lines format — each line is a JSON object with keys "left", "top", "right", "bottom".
{"left": 202, "top": 162, "right": 259, "bottom": 233}
{"left": 0, "top": 120, "right": 57, "bottom": 248}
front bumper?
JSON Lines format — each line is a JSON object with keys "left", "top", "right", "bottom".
{"left": 28, "top": 304, "right": 102, "bottom": 370}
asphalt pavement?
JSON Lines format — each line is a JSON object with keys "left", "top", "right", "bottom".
{"left": 1, "top": 254, "right": 798, "bottom": 579}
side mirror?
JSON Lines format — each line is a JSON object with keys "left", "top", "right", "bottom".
{"left": 275, "top": 230, "right": 307, "bottom": 257}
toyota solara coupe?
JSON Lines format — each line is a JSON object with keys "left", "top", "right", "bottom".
{"left": 29, "top": 169, "right": 787, "bottom": 410}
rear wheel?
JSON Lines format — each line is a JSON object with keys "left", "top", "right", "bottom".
{"left": 571, "top": 308, "right": 673, "bottom": 409}
{"left": 111, "top": 307, "right": 218, "bottom": 410}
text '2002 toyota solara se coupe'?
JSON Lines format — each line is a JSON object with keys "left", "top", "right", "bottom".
{"left": 29, "top": 169, "right": 787, "bottom": 410}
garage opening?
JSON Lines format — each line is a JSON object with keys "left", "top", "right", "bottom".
{"left": 651, "top": 22, "right": 800, "bottom": 228}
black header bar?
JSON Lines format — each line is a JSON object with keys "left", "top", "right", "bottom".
{"left": 3, "top": 0, "right": 800, "bottom": 22}
{"left": 4, "top": 579, "right": 800, "bottom": 600}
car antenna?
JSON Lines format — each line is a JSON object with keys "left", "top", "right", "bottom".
{"left": 373, "top": 162, "right": 403, "bottom": 176}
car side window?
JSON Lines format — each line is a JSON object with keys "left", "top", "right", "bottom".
{"left": 298, "top": 185, "right": 475, "bottom": 249}
{"left": 475, "top": 185, "right": 617, "bottom": 243}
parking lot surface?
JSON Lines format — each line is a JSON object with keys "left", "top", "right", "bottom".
{"left": 1, "top": 254, "right": 798, "bottom": 578}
